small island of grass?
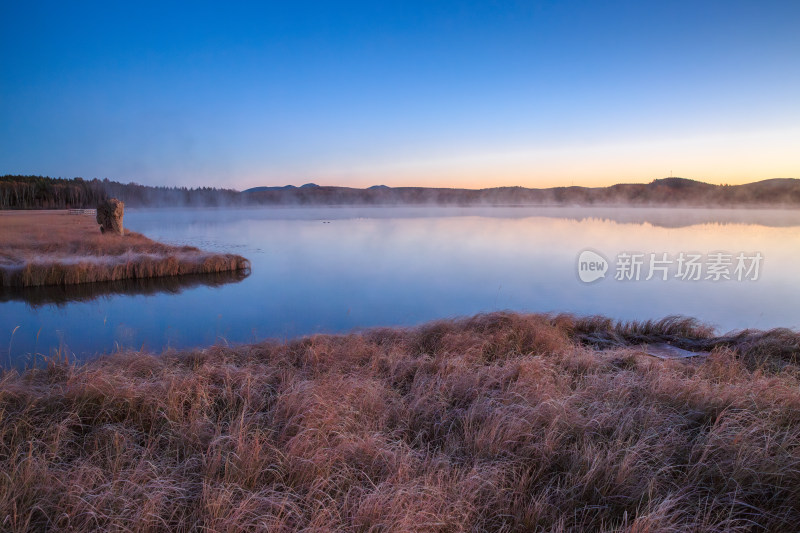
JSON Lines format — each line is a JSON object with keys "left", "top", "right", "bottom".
{"left": 0, "top": 211, "right": 250, "bottom": 287}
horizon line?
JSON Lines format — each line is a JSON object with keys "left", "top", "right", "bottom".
{"left": 4, "top": 173, "right": 799, "bottom": 192}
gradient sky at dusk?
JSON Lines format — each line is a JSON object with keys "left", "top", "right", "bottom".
{"left": 1, "top": 1, "right": 798, "bottom": 189}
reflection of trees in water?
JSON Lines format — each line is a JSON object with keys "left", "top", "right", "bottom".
{"left": 0, "top": 269, "right": 250, "bottom": 307}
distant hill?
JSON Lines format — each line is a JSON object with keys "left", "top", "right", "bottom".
{"left": 239, "top": 178, "right": 800, "bottom": 207}
{"left": 242, "top": 183, "right": 319, "bottom": 194}
{"left": 2, "top": 175, "right": 800, "bottom": 209}
{"left": 242, "top": 185, "right": 297, "bottom": 193}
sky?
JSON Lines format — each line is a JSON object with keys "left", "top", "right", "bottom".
{"left": 1, "top": 0, "right": 799, "bottom": 190}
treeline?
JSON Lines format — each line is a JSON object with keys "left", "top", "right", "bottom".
{"left": 3, "top": 175, "right": 800, "bottom": 209}
{"left": 101, "top": 181, "right": 240, "bottom": 207}
{"left": 0, "top": 176, "right": 240, "bottom": 209}
{"left": 0, "top": 176, "right": 107, "bottom": 209}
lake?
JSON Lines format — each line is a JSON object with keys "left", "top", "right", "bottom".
{"left": 2, "top": 206, "right": 800, "bottom": 366}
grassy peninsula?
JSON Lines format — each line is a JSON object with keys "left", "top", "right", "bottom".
{"left": 0, "top": 211, "right": 250, "bottom": 288}
{"left": 1, "top": 312, "right": 799, "bottom": 531}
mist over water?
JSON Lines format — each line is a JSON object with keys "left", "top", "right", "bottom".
{"left": 2, "top": 206, "right": 799, "bottom": 366}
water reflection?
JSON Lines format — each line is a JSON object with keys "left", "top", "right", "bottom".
{"left": 124, "top": 205, "right": 800, "bottom": 228}
{"left": 0, "top": 269, "right": 249, "bottom": 307}
{"left": 1, "top": 206, "right": 799, "bottom": 366}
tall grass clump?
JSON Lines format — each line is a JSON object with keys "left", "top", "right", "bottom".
{"left": 0, "top": 212, "right": 249, "bottom": 287}
{"left": 1, "top": 312, "right": 799, "bottom": 531}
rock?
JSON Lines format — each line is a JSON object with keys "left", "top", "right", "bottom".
{"left": 641, "top": 343, "right": 709, "bottom": 360}
{"left": 96, "top": 198, "right": 124, "bottom": 235}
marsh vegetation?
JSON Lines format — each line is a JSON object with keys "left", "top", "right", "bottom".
{"left": 0, "top": 212, "right": 249, "bottom": 288}
{"left": 1, "top": 312, "right": 799, "bottom": 531}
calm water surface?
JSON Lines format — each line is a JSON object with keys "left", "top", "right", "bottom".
{"left": 2, "top": 206, "right": 800, "bottom": 365}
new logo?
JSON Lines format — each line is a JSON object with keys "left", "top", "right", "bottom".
{"left": 577, "top": 250, "right": 608, "bottom": 283}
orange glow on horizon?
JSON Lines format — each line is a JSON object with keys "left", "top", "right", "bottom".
{"left": 239, "top": 127, "right": 799, "bottom": 190}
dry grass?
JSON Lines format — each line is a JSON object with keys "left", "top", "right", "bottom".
{"left": 0, "top": 212, "right": 249, "bottom": 287}
{"left": 1, "top": 311, "right": 799, "bottom": 531}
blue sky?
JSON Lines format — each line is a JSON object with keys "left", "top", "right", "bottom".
{"left": 1, "top": 1, "right": 798, "bottom": 189}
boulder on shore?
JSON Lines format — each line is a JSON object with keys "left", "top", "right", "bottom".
{"left": 97, "top": 198, "right": 124, "bottom": 235}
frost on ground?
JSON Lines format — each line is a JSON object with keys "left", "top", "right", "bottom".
{"left": 0, "top": 212, "right": 249, "bottom": 287}
{"left": 1, "top": 312, "right": 799, "bottom": 532}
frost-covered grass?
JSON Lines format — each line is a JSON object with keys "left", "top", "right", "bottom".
{"left": 1, "top": 312, "right": 799, "bottom": 531}
{"left": 0, "top": 212, "right": 249, "bottom": 287}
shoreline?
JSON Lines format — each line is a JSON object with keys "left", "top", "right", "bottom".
{"left": 0, "top": 210, "right": 250, "bottom": 288}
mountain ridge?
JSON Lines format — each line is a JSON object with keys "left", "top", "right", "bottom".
{"left": 2, "top": 175, "right": 799, "bottom": 208}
